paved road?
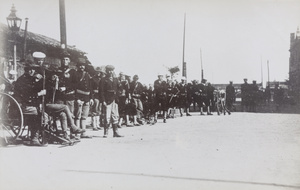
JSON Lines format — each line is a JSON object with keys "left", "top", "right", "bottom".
{"left": 1, "top": 112, "right": 300, "bottom": 190}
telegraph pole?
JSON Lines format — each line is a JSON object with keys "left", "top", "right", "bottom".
{"left": 182, "top": 13, "right": 186, "bottom": 78}
{"left": 59, "top": 0, "right": 67, "bottom": 51}
{"left": 200, "top": 48, "right": 203, "bottom": 80}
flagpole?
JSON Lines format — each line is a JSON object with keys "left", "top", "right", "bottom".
{"left": 200, "top": 48, "right": 203, "bottom": 80}
{"left": 182, "top": 13, "right": 186, "bottom": 78}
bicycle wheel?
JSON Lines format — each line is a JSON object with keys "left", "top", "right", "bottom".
{"left": 0, "top": 92, "right": 24, "bottom": 146}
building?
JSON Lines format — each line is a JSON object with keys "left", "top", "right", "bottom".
{"left": 289, "top": 27, "right": 300, "bottom": 103}
{"left": 0, "top": 22, "right": 86, "bottom": 80}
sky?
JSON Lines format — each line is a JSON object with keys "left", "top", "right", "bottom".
{"left": 1, "top": 0, "right": 299, "bottom": 85}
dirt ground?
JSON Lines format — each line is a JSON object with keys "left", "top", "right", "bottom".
{"left": 0, "top": 112, "right": 300, "bottom": 190}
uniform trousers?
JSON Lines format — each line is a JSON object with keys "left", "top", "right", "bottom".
{"left": 104, "top": 100, "right": 119, "bottom": 125}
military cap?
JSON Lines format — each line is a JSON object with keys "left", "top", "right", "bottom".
{"left": 157, "top": 73, "right": 163, "bottom": 76}
{"left": 106, "top": 65, "right": 115, "bottom": 71}
{"left": 61, "top": 51, "right": 71, "bottom": 58}
{"left": 243, "top": 78, "right": 248, "bottom": 81}
{"left": 32, "top": 52, "right": 46, "bottom": 59}
{"left": 201, "top": 78, "right": 207, "bottom": 83}
{"left": 133, "top": 74, "right": 139, "bottom": 79}
{"left": 181, "top": 76, "right": 186, "bottom": 80}
{"left": 49, "top": 62, "right": 62, "bottom": 72}
{"left": 119, "top": 72, "right": 124, "bottom": 76}
{"left": 94, "top": 66, "right": 102, "bottom": 72}
{"left": 76, "top": 57, "right": 87, "bottom": 67}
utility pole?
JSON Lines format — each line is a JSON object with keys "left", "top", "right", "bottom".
{"left": 267, "top": 60, "right": 270, "bottom": 86}
{"left": 261, "top": 55, "right": 263, "bottom": 87}
{"left": 200, "top": 48, "right": 203, "bottom": 80}
{"left": 59, "top": 0, "right": 67, "bottom": 51}
{"left": 182, "top": 13, "right": 186, "bottom": 78}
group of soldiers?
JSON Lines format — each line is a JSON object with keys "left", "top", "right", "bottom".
{"left": 2, "top": 51, "right": 238, "bottom": 146}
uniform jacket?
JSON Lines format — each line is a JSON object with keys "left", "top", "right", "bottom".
{"left": 154, "top": 79, "right": 167, "bottom": 97}
{"left": 74, "top": 70, "right": 92, "bottom": 102}
{"left": 99, "top": 76, "right": 119, "bottom": 104}
{"left": 14, "top": 73, "right": 43, "bottom": 107}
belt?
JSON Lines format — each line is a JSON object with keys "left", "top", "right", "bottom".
{"left": 76, "top": 89, "right": 90, "bottom": 95}
{"left": 66, "top": 90, "right": 75, "bottom": 95}
{"left": 132, "top": 94, "right": 141, "bottom": 98}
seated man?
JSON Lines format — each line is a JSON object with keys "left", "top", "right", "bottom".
{"left": 44, "top": 61, "right": 85, "bottom": 140}
{"left": 14, "top": 61, "right": 45, "bottom": 146}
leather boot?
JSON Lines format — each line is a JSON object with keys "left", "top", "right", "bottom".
{"left": 91, "top": 116, "right": 98, "bottom": 130}
{"left": 112, "top": 124, "right": 123, "bottom": 137}
{"left": 95, "top": 116, "right": 101, "bottom": 129}
{"left": 75, "top": 119, "right": 80, "bottom": 128}
{"left": 80, "top": 120, "right": 92, "bottom": 138}
{"left": 103, "top": 124, "right": 109, "bottom": 138}
{"left": 31, "top": 131, "right": 42, "bottom": 146}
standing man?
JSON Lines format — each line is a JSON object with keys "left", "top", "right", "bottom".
{"left": 130, "top": 74, "right": 144, "bottom": 125}
{"left": 176, "top": 76, "right": 191, "bottom": 116}
{"left": 74, "top": 59, "right": 94, "bottom": 138}
{"left": 225, "top": 81, "right": 235, "bottom": 112}
{"left": 59, "top": 52, "right": 77, "bottom": 116}
{"left": 154, "top": 74, "right": 168, "bottom": 123}
{"left": 90, "top": 66, "right": 104, "bottom": 131}
{"left": 241, "top": 78, "right": 250, "bottom": 112}
{"left": 99, "top": 65, "right": 123, "bottom": 138}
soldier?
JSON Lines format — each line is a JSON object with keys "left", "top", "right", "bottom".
{"left": 14, "top": 60, "right": 46, "bottom": 146}
{"left": 44, "top": 62, "right": 85, "bottom": 140}
{"left": 225, "top": 81, "right": 235, "bottom": 112}
{"left": 166, "top": 79, "right": 179, "bottom": 118}
{"left": 90, "top": 66, "right": 105, "bottom": 131}
{"left": 206, "top": 82, "right": 214, "bottom": 115}
{"left": 241, "top": 78, "right": 250, "bottom": 112}
{"left": 59, "top": 52, "right": 77, "bottom": 116}
{"left": 99, "top": 65, "right": 123, "bottom": 137}
{"left": 130, "top": 74, "right": 144, "bottom": 125}
{"left": 118, "top": 72, "right": 130, "bottom": 127}
{"left": 195, "top": 79, "right": 207, "bottom": 115}
{"left": 176, "top": 76, "right": 191, "bottom": 116}
{"left": 249, "top": 80, "right": 259, "bottom": 112}
{"left": 74, "top": 59, "right": 94, "bottom": 138}
{"left": 154, "top": 74, "right": 168, "bottom": 123}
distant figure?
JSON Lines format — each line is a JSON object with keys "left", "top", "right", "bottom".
{"left": 273, "top": 83, "right": 284, "bottom": 112}
{"left": 241, "top": 78, "right": 250, "bottom": 112}
{"left": 249, "top": 80, "right": 259, "bottom": 112}
{"left": 225, "top": 81, "right": 235, "bottom": 112}
{"left": 264, "top": 85, "right": 271, "bottom": 105}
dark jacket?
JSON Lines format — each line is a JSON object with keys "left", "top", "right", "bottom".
{"left": 99, "top": 76, "right": 119, "bottom": 104}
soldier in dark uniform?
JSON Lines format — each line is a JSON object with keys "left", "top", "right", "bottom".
{"left": 241, "top": 78, "right": 250, "bottom": 112}
{"left": 99, "top": 65, "right": 123, "bottom": 137}
{"left": 176, "top": 76, "right": 192, "bottom": 116}
{"left": 90, "top": 66, "right": 105, "bottom": 131}
{"left": 195, "top": 79, "right": 207, "bottom": 115}
{"left": 166, "top": 79, "right": 179, "bottom": 118}
{"left": 130, "top": 74, "right": 144, "bottom": 125}
{"left": 118, "top": 72, "right": 130, "bottom": 127}
{"left": 225, "top": 81, "right": 235, "bottom": 112}
{"left": 44, "top": 62, "right": 85, "bottom": 140}
{"left": 206, "top": 82, "right": 214, "bottom": 115}
{"left": 59, "top": 52, "right": 77, "bottom": 116}
{"left": 74, "top": 59, "right": 94, "bottom": 138}
{"left": 14, "top": 61, "right": 45, "bottom": 146}
{"left": 264, "top": 85, "right": 271, "bottom": 105}
{"left": 249, "top": 80, "right": 259, "bottom": 112}
{"left": 273, "top": 83, "right": 284, "bottom": 112}
{"left": 154, "top": 74, "right": 168, "bottom": 123}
